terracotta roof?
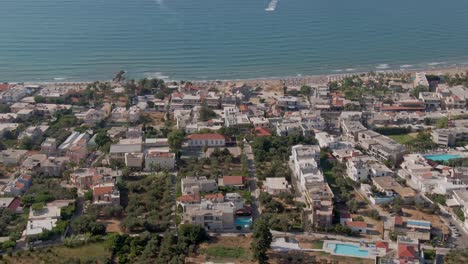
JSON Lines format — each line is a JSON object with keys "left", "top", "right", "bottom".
{"left": 187, "top": 133, "right": 225, "bottom": 140}
{"left": 381, "top": 106, "right": 425, "bottom": 111}
{"left": 7, "top": 197, "right": 21, "bottom": 211}
{"left": 204, "top": 193, "right": 224, "bottom": 200}
{"left": 222, "top": 176, "right": 244, "bottom": 186}
{"left": 21, "top": 174, "right": 32, "bottom": 180}
{"left": 148, "top": 151, "right": 173, "bottom": 158}
{"left": 345, "top": 221, "right": 367, "bottom": 228}
{"left": 376, "top": 241, "right": 388, "bottom": 249}
{"left": 15, "top": 182, "right": 25, "bottom": 189}
{"left": 254, "top": 127, "right": 272, "bottom": 137}
{"left": 394, "top": 216, "right": 403, "bottom": 226}
{"left": 93, "top": 185, "right": 114, "bottom": 196}
{"left": 0, "top": 84, "right": 9, "bottom": 92}
{"left": 177, "top": 194, "right": 201, "bottom": 203}
{"left": 398, "top": 244, "right": 417, "bottom": 259}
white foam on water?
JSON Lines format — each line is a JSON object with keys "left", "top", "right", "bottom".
{"left": 333, "top": 69, "right": 343, "bottom": 72}
{"left": 400, "top": 64, "right": 413, "bottom": 68}
{"left": 53, "top": 77, "right": 67, "bottom": 81}
{"left": 144, "top": 72, "right": 170, "bottom": 80}
{"left": 428, "top": 62, "right": 443, "bottom": 66}
{"left": 265, "top": 0, "right": 278, "bottom": 11}
{"left": 345, "top": 68, "right": 356, "bottom": 71}
{"left": 376, "top": 64, "right": 389, "bottom": 69}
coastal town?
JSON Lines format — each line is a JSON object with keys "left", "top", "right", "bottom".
{"left": 1, "top": 69, "right": 468, "bottom": 263}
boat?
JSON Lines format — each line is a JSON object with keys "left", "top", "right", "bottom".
{"left": 265, "top": 0, "right": 278, "bottom": 11}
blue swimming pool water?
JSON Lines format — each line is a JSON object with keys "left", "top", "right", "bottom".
{"left": 327, "top": 243, "right": 369, "bottom": 257}
{"left": 424, "top": 154, "right": 461, "bottom": 162}
{"left": 235, "top": 217, "right": 252, "bottom": 228}
{"left": 407, "top": 220, "right": 431, "bottom": 227}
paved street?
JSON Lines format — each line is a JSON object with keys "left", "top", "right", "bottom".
{"left": 244, "top": 142, "right": 260, "bottom": 220}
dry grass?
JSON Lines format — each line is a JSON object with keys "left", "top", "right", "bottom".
{"left": 145, "top": 112, "right": 167, "bottom": 126}
{"left": 192, "top": 236, "right": 256, "bottom": 264}
{"left": 402, "top": 207, "right": 449, "bottom": 234}
{"left": 98, "top": 218, "right": 123, "bottom": 233}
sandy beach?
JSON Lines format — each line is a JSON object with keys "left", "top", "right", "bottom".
{"left": 16, "top": 65, "right": 468, "bottom": 94}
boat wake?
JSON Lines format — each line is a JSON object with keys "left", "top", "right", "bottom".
{"left": 265, "top": 0, "right": 278, "bottom": 11}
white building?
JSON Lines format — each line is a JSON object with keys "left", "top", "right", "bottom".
{"left": 185, "top": 133, "right": 225, "bottom": 148}
{"left": 346, "top": 155, "right": 393, "bottom": 182}
{"left": 265, "top": 177, "right": 290, "bottom": 195}
{"left": 144, "top": 149, "right": 175, "bottom": 171}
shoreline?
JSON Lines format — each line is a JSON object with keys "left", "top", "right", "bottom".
{"left": 9, "top": 64, "right": 468, "bottom": 87}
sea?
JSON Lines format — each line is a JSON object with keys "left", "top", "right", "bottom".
{"left": 1, "top": 0, "right": 468, "bottom": 82}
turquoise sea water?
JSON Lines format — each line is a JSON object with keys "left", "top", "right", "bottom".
{"left": 424, "top": 154, "right": 461, "bottom": 162}
{"left": 1, "top": 0, "right": 468, "bottom": 82}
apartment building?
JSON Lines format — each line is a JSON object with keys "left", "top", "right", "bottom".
{"left": 181, "top": 200, "right": 235, "bottom": 231}
{"left": 144, "top": 149, "right": 176, "bottom": 171}
{"left": 181, "top": 176, "right": 217, "bottom": 195}
{"left": 185, "top": 133, "right": 225, "bottom": 147}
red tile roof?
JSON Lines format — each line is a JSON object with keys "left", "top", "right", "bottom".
{"left": 7, "top": 197, "right": 21, "bottom": 211}
{"left": 254, "top": 127, "right": 272, "bottom": 137}
{"left": 381, "top": 106, "right": 425, "bottom": 111}
{"left": 93, "top": 185, "right": 114, "bottom": 196}
{"left": 345, "top": 221, "right": 367, "bottom": 228}
{"left": 0, "top": 84, "right": 9, "bottom": 92}
{"left": 177, "top": 194, "right": 201, "bottom": 203}
{"left": 376, "top": 241, "right": 388, "bottom": 249}
{"left": 21, "top": 174, "right": 32, "bottom": 180}
{"left": 15, "top": 182, "right": 25, "bottom": 189}
{"left": 187, "top": 133, "right": 225, "bottom": 140}
{"left": 204, "top": 193, "right": 224, "bottom": 200}
{"left": 398, "top": 244, "right": 417, "bottom": 259}
{"left": 222, "top": 176, "right": 244, "bottom": 186}
{"left": 394, "top": 216, "right": 403, "bottom": 226}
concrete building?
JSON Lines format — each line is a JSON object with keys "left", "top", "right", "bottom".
{"left": 346, "top": 155, "right": 393, "bottom": 182}
{"left": 0, "top": 149, "right": 28, "bottom": 165}
{"left": 92, "top": 182, "right": 120, "bottom": 205}
{"left": 144, "top": 149, "right": 175, "bottom": 171}
{"left": 181, "top": 200, "right": 235, "bottom": 231}
{"left": 265, "top": 177, "right": 290, "bottom": 195}
{"left": 125, "top": 152, "right": 144, "bottom": 170}
{"left": 185, "top": 133, "right": 225, "bottom": 148}
{"left": 181, "top": 176, "right": 217, "bottom": 195}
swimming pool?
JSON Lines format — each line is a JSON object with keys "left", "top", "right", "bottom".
{"left": 424, "top": 154, "right": 461, "bottom": 162}
{"left": 326, "top": 243, "right": 369, "bottom": 257}
{"left": 235, "top": 217, "right": 252, "bottom": 228}
{"left": 407, "top": 220, "right": 431, "bottom": 227}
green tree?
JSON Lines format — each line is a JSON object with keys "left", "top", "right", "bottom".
{"left": 31, "top": 202, "right": 44, "bottom": 212}
{"left": 168, "top": 129, "right": 185, "bottom": 152}
{"left": 411, "top": 85, "right": 429, "bottom": 98}
{"left": 251, "top": 216, "right": 272, "bottom": 264}
{"left": 34, "top": 95, "right": 46, "bottom": 103}
{"left": 346, "top": 199, "right": 359, "bottom": 213}
{"left": 19, "top": 136, "right": 34, "bottom": 150}
{"left": 300, "top": 85, "right": 312, "bottom": 96}
{"left": 0, "top": 103, "right": 10, "bottom": 113}
{"left": 436, "top": 117, "right": 449, "bottom": 129}
{"left": 84, "top": 190, "right": 93, "bottom": 201}
{"left": 95, "top": 131, "right": 111, "bottom": 148}
{"left": 199, "top": 106, "right": 217, "bottom": 122}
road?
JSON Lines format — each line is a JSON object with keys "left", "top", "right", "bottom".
{"left": 438, "top": 210, "right": 468, "bottom": 249}
{"left": 244, "top": 142, "right": 260, "bottom": 220}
